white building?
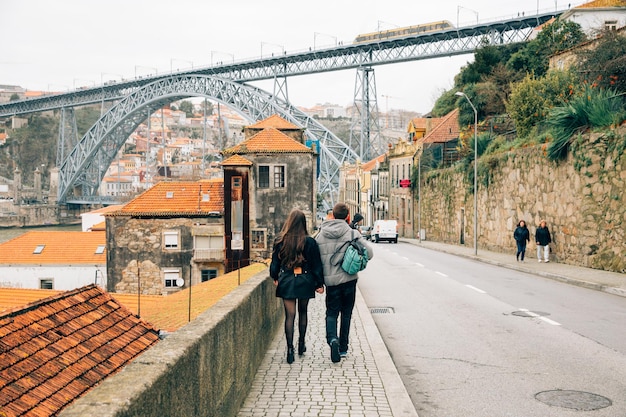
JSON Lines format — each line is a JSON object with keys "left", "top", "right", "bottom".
{"left": 0, "top": 231, "right": 107, "bottom": 290}
{"left": 561, "top": 1, "right": 626, "bottom": 36}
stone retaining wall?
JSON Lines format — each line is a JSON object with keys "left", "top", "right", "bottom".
{"left": 60, "top": 270, "right": 281, "bottom": 417}
{"left": 418, "top": 131, "right": 626, "bottom": 273}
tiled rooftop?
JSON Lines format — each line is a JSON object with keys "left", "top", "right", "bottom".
{"left": 223, "top": 127, "right": 313, "bottom": 155}
{"left": 109, "top": 179, "right": 224, "bottom": 216}
{"left": 577, "top": 0, "right": 626, "bottom": 7}
{"left": 0, "top": 284, "right": 160, "bottom": 417}
{"left": 245, "top": 114, "right": 301, "bottom": 130}
{"left": 362, "top": 153, "right": 387, "bottom": 172}
{"left": 0, "top": 231, "right": 106, "bottom": 265}
{"left": 221, "top": 154, "right": 253, "bottom": 166}
{"left": 0, "top": 263, "right": 268, "bottom": 333}
{"left": 420, "top": 109, "right": 460, "bottom": 144}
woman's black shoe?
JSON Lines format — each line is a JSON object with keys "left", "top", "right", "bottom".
{"left": 287, "top": 347, "right": 295, "bottom": 364}
{"left": 298, "top": 340, "right": 306, "bottom": 356}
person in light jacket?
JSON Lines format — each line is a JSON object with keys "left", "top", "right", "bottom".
{"left": 535, "top": 220, "right": 552, "bottom": 262}
{"left": 315, "top": 203, "right": 374, "bottom": 362}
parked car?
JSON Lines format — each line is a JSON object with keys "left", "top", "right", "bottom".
{"left": 372, "top": 220, "right": 398, "bottom": 243}
{"left": 358, "top": 225, "right": 372, "bottom": 240}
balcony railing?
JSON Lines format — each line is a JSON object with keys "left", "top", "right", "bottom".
{"left": 193, "top": 248, "right": 224, "bottom": 262}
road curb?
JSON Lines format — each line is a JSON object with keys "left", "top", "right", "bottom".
{"left": 356, "top": 288, "right": 419, "bottom": 417}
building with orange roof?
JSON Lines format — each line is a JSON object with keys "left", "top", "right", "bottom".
{"left": 559, "top": 0, "right": 626, "bottom": 36}
{"left": 387, "top": 137, "right": 422, "bottom": 238}
{"left": 0, "top": 284, "right": 159, "bottom": 417}
{"left": 0, "top": 231, "right": 107, "bottom": 290}
{"left": 105, "top": 179, "right": 225, "bottom": 295}
{"left": 418, "top": 108, "right": 460, "bottom": 167}
{"left": 222, "top": 114, "right": 317, "bottom": 262}
{"left": 407, "top": 116, "right": 443, "bottom": 142}
{"left": 80, "top": 204, "right": 124, "bottom": 231}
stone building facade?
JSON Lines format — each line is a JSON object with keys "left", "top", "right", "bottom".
{"left": 221, "top": 115, "right": 318, "bottom": 261}
{"left": 105, "top": 180, "right": 225, "bottom": 295}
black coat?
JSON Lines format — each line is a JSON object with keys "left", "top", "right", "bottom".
{"left": 535, "top": 226, "right": 552, "bottom": 246}
{"left": 270, "top": 236, "right": 324, "bottom": 299}
{"left": 514, "top": 226, "right": 530, "bottom": 243}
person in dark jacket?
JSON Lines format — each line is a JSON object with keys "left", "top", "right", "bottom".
{"left": 513, "top": 220, "right": 530, "bottom": 262}
{"left": 535, "top": 220, "right": 552, "bottom": 262}
{"left": 315, "top": 203, "right": 373, "bottom": 362}
{"left": 270, "top": 209, "right": 324, "bottom": 364}
{"left": 350, "top": 213, "right": 364, "bottom": 229}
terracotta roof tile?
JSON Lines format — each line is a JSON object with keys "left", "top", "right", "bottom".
{"left": 110, "top": 179, "right": 224, "bottom": 216}
{"left": 0, "top": 285, "right": 159, "bottom": 417}
{"left": 221, "top": 154, "right": 253, "bottom": 166}
{"left": 0, "top": 263, "right": 267, "bottom": 334}
{"left": 0, "top": 231, "right": 106, "bottom": 265}
{"left": 362, "top": 153, "right": 387, "bottom": 171}
{"left": 577, "top": 0, "right": 626, "bottom": 7}
{"left": 223, "top": 128, "right": 313, "bottom": 155}
{"left": 420, "top": 109, "right": 460, "bottom": 144}
{"left": 245, "top": 114, "right": 300, "bottom": 130}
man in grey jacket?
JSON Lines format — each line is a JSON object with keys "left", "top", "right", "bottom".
{"left": 315, "top": 203, "right": 374, "bottom": 362}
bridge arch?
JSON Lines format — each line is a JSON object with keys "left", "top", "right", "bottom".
{"left": 59, "top": 74, "right": 357, "bottom": 204}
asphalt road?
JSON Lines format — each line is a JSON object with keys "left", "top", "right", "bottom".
{"left": 358, "top": 242, "right": 626, "bottom": 417}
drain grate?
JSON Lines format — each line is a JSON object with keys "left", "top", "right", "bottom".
{"left": 535, "top": 390, "right": 612, "bottom": 411}
{"left": 370, "top": 307, "right": 395, "bottom": 314}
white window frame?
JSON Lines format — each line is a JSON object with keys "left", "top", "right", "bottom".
{"left": 164, "top": 269, "right": 182, "bottom": 288}
{"left": 163, "top": 230, "right": 180, "bottom": 250}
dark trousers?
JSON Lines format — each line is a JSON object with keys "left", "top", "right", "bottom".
{"left": 516, "top": 241, "right": 527, "bottom": 260}
{"left": 325, "top": 279, "right": 357, "bottom": 352}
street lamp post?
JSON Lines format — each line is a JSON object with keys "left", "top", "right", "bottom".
{"left": 313, "top": 32, "right": 337, "bottom": 50}
{"left": 135, "top": 65, "right": 157, "bottom": 78}
{"left": 455, "top": 91, "right": 478, "bottom": 255}
{"left": 260, "top": 41, "right": 284, "bottom": 58}
{"left": 457, "top": 5, "right": 479, "bottom": 27}
{"left": 210, "top": 50, "right": 234, "bottom": 65}
{"left": 170, "top": 58, "right": 194, "bottom": 73}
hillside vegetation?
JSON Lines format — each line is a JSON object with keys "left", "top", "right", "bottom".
{"left": 427, "top": 18, "right": 626, "bottom": 189}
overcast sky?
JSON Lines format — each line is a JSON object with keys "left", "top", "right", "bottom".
{"left": 1, "top": 0, "right": 585, "bottom": 114}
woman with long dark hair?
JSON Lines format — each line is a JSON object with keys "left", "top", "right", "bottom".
{"left": 270, "top": 209, "right": 324, "bottom": 364}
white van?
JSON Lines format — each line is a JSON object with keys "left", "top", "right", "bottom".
{"left": 372, "top": 220, "right": 398, "bottom": 243}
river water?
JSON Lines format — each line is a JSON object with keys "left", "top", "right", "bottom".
{"left": 0, "top": 224, "right": 82, "bottom": 244}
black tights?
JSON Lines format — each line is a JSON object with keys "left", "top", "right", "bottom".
{"left": 282, "top": 298, "right": 310, "bottom": 349}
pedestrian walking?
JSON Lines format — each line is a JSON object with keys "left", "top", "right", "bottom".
{"left": 315, "top": 203, "right": 374, "bottom": 362}
{"left": 270, "top": 209, "right": 325, "bottom": 364}
{"left": 513, "top": 220, "right": 530, "bottom": 262}
{"left": 535, "top": 220, "right": 552, "bottom": 262}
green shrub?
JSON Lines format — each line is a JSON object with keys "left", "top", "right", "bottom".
{"left": 546, "top": 86, "right": 625, "bottom": 161}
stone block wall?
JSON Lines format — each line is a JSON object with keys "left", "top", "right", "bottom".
{"left": 59, "top": 270, "right": 282, "bottom": 417}
{"left": 418, "top": 130, "right": 626, "bottom": 273}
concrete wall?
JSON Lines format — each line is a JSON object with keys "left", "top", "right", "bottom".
{"left": 60, "top": 270, "right": 282, "bottom": 417}
{"left": 416, "top": 130, "right": 626, "bottom": 273}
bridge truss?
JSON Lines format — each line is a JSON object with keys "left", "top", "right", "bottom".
{"left": 58, "top": 75, "right": 357, "bottom": 203}
{"left": 0, "top": 12, "right": 560, "bottom": 204}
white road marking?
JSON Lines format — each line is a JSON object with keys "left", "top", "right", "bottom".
{"left": 465, "top": 285, "right": 486, "bottom": 294}
{"left": 435, "top": 271, "right": 448, "bottom": 277}
{"left": 519, "top": 308, "right": 561, "bottom": 326}
{"left": 415, "top": 262, "right": 424, "bottom": 267}
{"left": 539, "top": 317, "right": 561, "bottom": 326}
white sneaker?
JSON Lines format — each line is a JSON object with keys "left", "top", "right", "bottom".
{"left": 538, "top": 259, "right": 542, "bottom": 263}
{"left": 544, "top": 259, "right": 549, "bottom": 263}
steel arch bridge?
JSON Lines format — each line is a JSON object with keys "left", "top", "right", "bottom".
{"left": 59, "top": 74, "right": 357, "bottom": 203}
{"left": 0, "top": 11, "right": 562, "bottom": 204}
